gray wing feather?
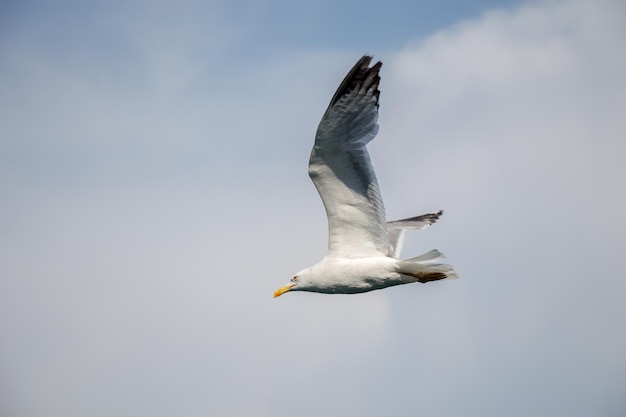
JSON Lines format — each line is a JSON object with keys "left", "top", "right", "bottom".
{"left": 387, "top": 211, "right": 444, "bottom": 258}
{"left": 309, "top": 56, "right": 387, "bottom": 257}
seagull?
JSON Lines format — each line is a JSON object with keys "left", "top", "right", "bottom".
{"left": 273, "top": 56, "right": 457, "bottom": 297}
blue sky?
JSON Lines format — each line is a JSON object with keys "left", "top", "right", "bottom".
{"left": 1, "top": 0, "right": 625, "bottom": 416}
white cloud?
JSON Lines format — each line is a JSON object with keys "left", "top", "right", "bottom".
{"left": 374, "top": 1, "right": 626, "bottom": 414}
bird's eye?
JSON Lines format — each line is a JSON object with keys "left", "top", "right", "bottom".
{"left": 291, "top": 276, "right": 298, "bottom": 282}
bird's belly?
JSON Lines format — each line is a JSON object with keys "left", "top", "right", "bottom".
{"left": 315, "top": 257, "right": 403, "bottom": 294}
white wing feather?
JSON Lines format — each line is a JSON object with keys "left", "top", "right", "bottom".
{"left": 387, "top": 211, "right": 443, "bottom": 258}
{"left": 309, "top": 56, "right": 387, "bottom": 258}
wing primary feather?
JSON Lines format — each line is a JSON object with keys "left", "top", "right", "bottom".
{"left": 387, "top": 210, "right": 444, "bottom": 230}
{"left": 325, "top": 55, "right": 381, "bottom": 112}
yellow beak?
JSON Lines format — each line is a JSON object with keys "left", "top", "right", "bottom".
{"left": 273, "top": 283, "right": 296, "bottom": 298}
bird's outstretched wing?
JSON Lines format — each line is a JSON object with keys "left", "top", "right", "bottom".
{"left": 308, "top": 56, "right": 387, "bottom": 258}
{"left": 387, "top": 211, "right": 443, "bottom": 258}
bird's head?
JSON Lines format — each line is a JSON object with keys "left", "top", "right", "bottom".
{"left": 273, "top": 267, "right": 313, "bottom": 298}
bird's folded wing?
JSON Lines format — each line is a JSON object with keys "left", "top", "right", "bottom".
{"left": 308, "top": 56, "right": 388, "bottom": 258}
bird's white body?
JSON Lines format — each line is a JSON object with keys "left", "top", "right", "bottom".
{"left": 294, "top": 256, "right": 403, "bottom": 294}
{"left": 273, "top": 56, "right": 457, "bottom": 298}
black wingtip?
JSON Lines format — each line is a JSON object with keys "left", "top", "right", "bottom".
{"left": 395, "top": 210, "right": 444, "bottom": 225}
{"left": 326, "top": 55, "right": 382, "bottom": 110}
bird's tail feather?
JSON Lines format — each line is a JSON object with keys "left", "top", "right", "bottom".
{"left": 398, "top": 250, "right": 458, "bottom": 283}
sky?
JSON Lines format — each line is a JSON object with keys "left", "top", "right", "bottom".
{"left": 1, "top": 0, "right": 625, "bottom": 416}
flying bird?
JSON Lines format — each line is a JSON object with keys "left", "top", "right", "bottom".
{"left": 274, "top": 56, "right": 457, "bottom": 297}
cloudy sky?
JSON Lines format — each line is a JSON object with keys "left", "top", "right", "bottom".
{"left": 1, "top": 0, "right": 625, "bottom": 416}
